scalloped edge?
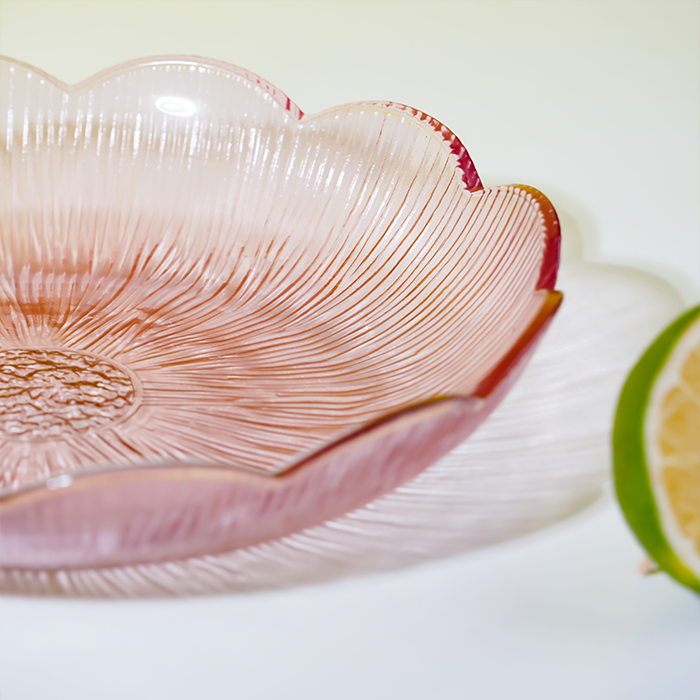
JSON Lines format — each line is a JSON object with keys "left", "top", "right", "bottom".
{"left": 0, "top": 54, "right": 486, "bottom": 191}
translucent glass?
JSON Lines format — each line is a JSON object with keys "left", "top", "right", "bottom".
{"left": 0, "top": 57, "right": 680, "bottom": 595}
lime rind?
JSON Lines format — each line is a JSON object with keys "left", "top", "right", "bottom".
{"left": 613, "top": 304, "right": 700, "bottom": 594}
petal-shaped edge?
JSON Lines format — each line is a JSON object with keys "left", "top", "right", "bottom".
{"left": 0, "top": 56, "right": 561, "bottom": 572}
{"left": 0, "top": 55, "right": 482, "bottom": 190}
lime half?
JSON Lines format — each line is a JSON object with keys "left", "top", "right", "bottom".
{"left": 613, "top": 304, "right": 700, "bottom": 594}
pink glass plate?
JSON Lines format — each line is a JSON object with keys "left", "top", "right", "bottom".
{"left": 0, "top": 56, "right": 561, "bottom": 584}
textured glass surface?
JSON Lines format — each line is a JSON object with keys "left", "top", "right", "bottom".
{"left": 1, "top": 56, "right": 675, "bottom": 596}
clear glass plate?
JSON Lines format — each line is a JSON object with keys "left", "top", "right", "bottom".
{"left": 0, "top": 56, "right": 680, "bottom": 595}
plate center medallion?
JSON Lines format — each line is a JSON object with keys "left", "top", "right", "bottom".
{"left": 0, "top": 348, "right": 140, "bottom": 440}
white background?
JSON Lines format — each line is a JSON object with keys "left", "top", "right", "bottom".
{"left": 0, "top": 2, "right": 698, "bottom": 699}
